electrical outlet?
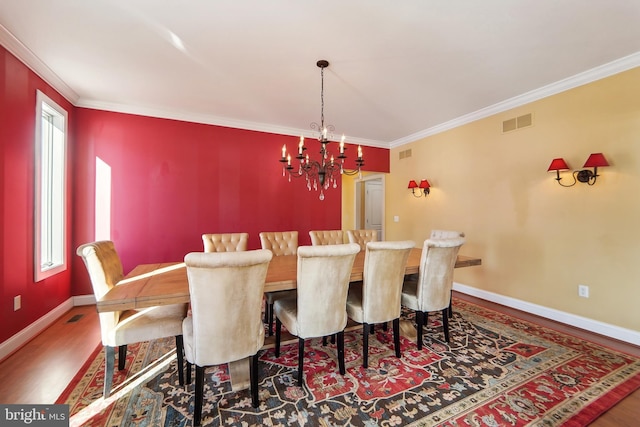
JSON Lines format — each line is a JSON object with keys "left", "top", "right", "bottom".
{"left": 578, "top": 285, "right": 589, "bottom": 298}
{"left": 393, "top": 216, "right": 400, "bottom": 223}
{"left": 14, "top": 295, "right": 21, "bottom": 311}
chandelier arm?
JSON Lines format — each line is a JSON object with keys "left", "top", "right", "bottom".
{"left": 341, "top": 168, "right": 362, "bottom": 176}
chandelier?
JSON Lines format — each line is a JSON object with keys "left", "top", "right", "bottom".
{"left": 279, "top": 60, "right": 364, "bottom": 200}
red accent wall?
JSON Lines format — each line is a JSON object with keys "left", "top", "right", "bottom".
{"left": 71, "top": 109, "right": 390, "bottom": 295}
{"left": 0, "top": 44, "right": 389, "bottom": 345}
{"left": 1, "top": 47, "right": 75, "bottom": 343}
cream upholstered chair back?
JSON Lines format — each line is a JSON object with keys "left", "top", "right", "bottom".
{"left": 76, "top": 241, "right": 124, "bottom": 342}
{"left": 347, "top": 229, "right": 378, "bottom": 251}
{"left": 295, "top": 243, "right": 360, "bottom": 338}
{"left": 430, "top": 230, "right": 465, "bottom": 239}
{"left": 309, "top": 229, "right": 344, "bottom": 246}
{"left": 359, "top": 240, "right": 415, "bottom": 323}
{"left": 202, "top": 233, "right": 248, "bottom": 252}
{"left": 183, "top": 249, "right": 272, "bottom": 367}
{"left": 413, "top": 237, "right": 465, "bottom": 312}
{"left": 259, "top": 231, "right": 298, "bottom": 256}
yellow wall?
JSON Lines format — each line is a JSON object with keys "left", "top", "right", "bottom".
{"left": 342, "top": 173, "right": 356, "bottom": 230}
{"left": 386, "top": 67, "right": 640, "bottom": 331}
{"left": 342, "top": 171, "right": 379, "bottom": 231}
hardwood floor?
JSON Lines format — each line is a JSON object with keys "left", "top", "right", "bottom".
{"left": 0, "top": 304, "right": 101, "bottom": 404}
{"left": 0, "top": 296, "right": 637, "bottom": 426}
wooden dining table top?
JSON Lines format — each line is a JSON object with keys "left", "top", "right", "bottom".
{"left": 95, "top": 248, "right": 481, "bottom": 313}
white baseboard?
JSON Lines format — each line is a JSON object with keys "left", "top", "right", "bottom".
{"left": 3, "top": 287, "right": 637, "bottom": 363}
{"left": 73, "top": 294, "right": 96, "bottom": 306}
{"left": 0, "top": 298, "right": 74, "bottom": 361}
{"left": 454, "top": 282, "right": 640, "bottom": 346}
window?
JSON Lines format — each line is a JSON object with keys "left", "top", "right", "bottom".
{"left": 34, "top": 90, "right": 68, "bottom": 281}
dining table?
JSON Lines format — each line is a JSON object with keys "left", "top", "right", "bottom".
{"left": 96, "top": 248, "right": 481, "bottom": 390}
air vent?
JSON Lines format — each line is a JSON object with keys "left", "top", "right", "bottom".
{"left": 502, "top": 113, "right": 533, "bottom": 133}
{"left": 66, "top": 314, "right": 84, "bottom": 323}
{"left": 399, "top": 149, "right": 412, "bottom": 160}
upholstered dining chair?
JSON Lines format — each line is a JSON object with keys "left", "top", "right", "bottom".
{"left": 273, "top": 243, "right": 360, "bottom": 386}
{"left": 401, "top": 237, "right": 465, "bottom": 349}
{"left": 429, "top": 229, "right": 465, "bottom": 318}
{"left": 259, "top": 231, "right": 298, "bottom": 336}
{"left": 202, "top": 232, "right": 248, "bottom": 252}
{"left": 346, "top": 240, "right": 415, "bottom": 368}
{"left": 309, "top": 229, "right": 344, "bottom": 245}
{"left": 430, "top": 229, "right": 465, "bottom": 239}
{"left": 76, "top": 241, "right": 187, "bottom": 398}
{"left": 183, "top": 249, "right": 272, "bottom": 427}
{"left": 346, "top": 229, "right": 379, "bottom": 251}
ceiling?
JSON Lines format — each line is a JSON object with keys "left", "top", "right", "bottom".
{"left": 1, "top": 1, "right": 639, "bottom": 148}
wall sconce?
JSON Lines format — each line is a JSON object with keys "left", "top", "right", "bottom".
{"left": 547, "top": 153, "right": 609, "bottom": 187}
{"left": 408, "top": 179, "right": 430, "bottom": 197}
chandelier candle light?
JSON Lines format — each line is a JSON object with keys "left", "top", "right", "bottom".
{"left": 279, "top": 60, "right": 364, "bottom": 200}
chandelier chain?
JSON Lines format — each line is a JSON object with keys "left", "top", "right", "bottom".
{"left": 320, "top": 65, "right": 325, "bottom": 131}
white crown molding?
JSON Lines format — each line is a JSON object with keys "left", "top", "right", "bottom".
{"left": 3, "top": 20, "right": 637, "bottom": 151}
{"left": 78, "top": 100, "right": 389, "bottom": 149}
{"left": 454, "top": 282, "right": 640, "bottom": 346}
{"left": 0, "top": 23, "right": 79, "bottom": 104}
{"left": 390, "top": 52, "right": 640, "bottom": 148}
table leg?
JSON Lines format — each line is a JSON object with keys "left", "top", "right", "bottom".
{"left": 399, "top": 320, "right": 417, "bottom": 341}
{"left": 229, "top": 358, "right": 251, "bottom": 391}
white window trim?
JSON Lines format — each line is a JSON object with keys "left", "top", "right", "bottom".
{"left": 34, "top": 90, "right": 68, "bottom": 282}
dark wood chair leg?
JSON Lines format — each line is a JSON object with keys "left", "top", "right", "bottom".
{"left": 297, "top": 338, "right": 305, "bottom": 386}
{"left": 118, "top": 345, "right": 127, "bottom": 370}
{"left": 194, "top": 365, "right": 204, "bottom": 427}
{"left": 250, "top": 353, "right": 259, "bottom": 408}
{"left": 186, "top": 362, "right": 192, "bottom": 384}
{"left": 268, "top": 303, "right": 275, "bottom": 336}
{"left": 175, "top": 335, "right": 185, "bottom": 386}
{"left": 442, "top": 308, "right": 450, "bottom": 342}
{"left": 322, "top": 336, "right": 327, "bottom": 346}
{"left": 275, "top": 317, "right": 282, "bottom": 357}
{"left": 416, "top": 311, "right": 424, "bottom": 350}
{"left": 362, "top": 323, "right": 370, "bottom": 368}
{"left": 382, "top": 322, "right": 388, "bottom": 331}
{"left": 331, "top": 334, "right": 336, "bottom": 344}
{"left": 448, "top": 289, "right": 453, "bottom": 318}
{"left": 393, "top": 318, "right": 401, "bottom": 358}
{"left": 337, "top": 331, "right": 345, "bottom": 375}
{"left": 104, "top": 346, "right": 115, "bottom": 398}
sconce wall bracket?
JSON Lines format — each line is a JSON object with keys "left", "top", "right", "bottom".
{"left": 576, "top": 169, "right": 595, "bottom": 183}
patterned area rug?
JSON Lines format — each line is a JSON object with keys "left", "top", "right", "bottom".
{"left": 57, "top": 299, "right": 640, "bottom": 426}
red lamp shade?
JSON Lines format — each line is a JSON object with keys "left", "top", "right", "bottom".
{"left": 583, "top": 153, "right": 609, "bottom": 168}
{"left": 547, "top": 158, "right": 570, "bottom": 172}
{"left": 419, "top": 179, "right": 430, "bottom": 189}
{"left": 408, "top": 180, "right": 418, "bottom": 189}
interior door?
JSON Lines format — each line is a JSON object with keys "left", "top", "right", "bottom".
{"left": 364, "top": 180, "right": 383, "bottom": 240}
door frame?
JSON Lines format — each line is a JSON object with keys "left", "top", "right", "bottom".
{"left": 354, "top": 174, "right": 385, "bottom": 241}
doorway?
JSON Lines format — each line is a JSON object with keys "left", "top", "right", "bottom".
{"left": 355, "top": 175, "right": 385, "bottom": 240}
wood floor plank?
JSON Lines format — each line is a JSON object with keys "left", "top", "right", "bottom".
{"left": 0, "top": 305, "right": 100, "bottom": 404}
